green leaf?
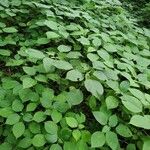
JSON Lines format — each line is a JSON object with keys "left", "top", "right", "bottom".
{"left": 106, "top": 96, "right": 119, "bottom": 109}
{"left": 18, "top": 137, "right": 32, "bottom": 148}
{"left": 40, "top": 88, "right": 54, "bottom": 108}
{"left": 43, "top": 57, "right": 54, "bottom": 72}
{"left": 84, "top": 79, "right": 103, "bottom": 99}
{"left": 53, "top": 60, "right": 73, "bottom": 70}
{"left": 97, "top": 50, "right": 110, "bottom": 60}
{"left": 26, "top": 103, "right": 37, "bottom": 112}
{"left": 66, "top": 117, "right": 78, "bottom": 128}
{"left": 93, "top": 111, "right": 108, "bottom": 125}
{"left": 6, "top": 113, "right": 20, "bottom": 125}
{"left": 44, "top": 121, "right": 58, "bottom": 134}
{"left": 91, "top": 131, "right": 105, "bottom": 148}
{"left": 126, "top": 144, "right": 136, "bottom": 150}
{"left": 143, "top": 138, "right": 150, "bottom": 150}
{"left": 45, "top": 133, "right": 57, "bottom": 143}
{"left": 0, "top": 49, "right": 11, "bottom": 56}
{"left": 67, "top": 89, "right": 83, "bottom": 106}
{"left": 32, "top": 134, "right": 46, "bottom": 147}
{"left": 0, "top": 107, "right": 13, "bottom": 118}
{"left": 12, "top": 122, "right": 25, "bottom": 138}
{"left": 29, "top": 122, "right": 41, "bottom": 134}
{"left": 121, "top": 95, "right": 143, "bottom": 113}
{"left": 23, "top": 77, "right": 37, "bottom": 89}
{"left": 37, "top": 37, "right": 49, "bottom": 45}
{"left": 0, "top": 142, "right": 12, "bottom": 150}
{"left": 23, "top": 67, "right": 36, "bottom": 76}
{"left": 44, "top": 20, "right": 58, "bottom": 30}
{"left": 33, "top": 111, "right": 46, "bottom": 123}
{"left": 12, "top": 99, "right": 24, "bottom": 112}
{"left": 66, "top": 70, "right": 83, "bottom": 81}
{"left": 46, "top": 31, "right": 60, "bottom": 39}
{"left": 26, "top": 48, "right": 45, "bottom": 59}
{"left": 87, "top": 53, "right": 99, "bottom": 62}
{"left": 92, "top": 37, "right": 101, "bottom": 47}
{"left": 78, "top": 36, "right": 90, "bottom": 45}
{"left": 72, "top": 130, "right": 81, "bottom": 141}
{"left": 51, "top": 110, "right": 62, "bottom": 123}
{"left": 58, "top": 45, "right": 71, "bottom": 52}
{"left": 104, "top": 43, "right": 117, "bottom": 52}
{"left": 106, "top": 131, "right": 119, "bottom": 150}
{"left": 129, "top": 88, "right": 149, "bottom": 106}
{"left": 50, "top": 144, "right": 62, "bottom": 150}
{"left": 130, "top": 115, "right": 150, "bottom": 129}
{"left": 3, "top": 27, "right": 18, "bottom": 33}
{"left": 108, "top": 115, "right": 118, "bottom": 127}
{"left": 116, "top": 124, "right": 132, "bottom": 137}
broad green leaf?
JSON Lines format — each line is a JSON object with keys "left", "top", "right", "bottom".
{"left": 29, "top": 122, "right": 41, "bottom": 134}
{"left": 92, "top": 37, "right": 101, "bottom": 47}
{"left": 0, "top": 49, "right": 11, "bottom": 56}
{"left": 126, "top": 144, "right": 136, "bottom": 150}
{"left": 18, "top": 137, "right": 32, "bottom": 148}
{"left": 143, "top": 138, "right": 150, "bottom": 150}
{"left": 97, "top": 50, "right": 110, "bottom": 60}
{"left": 67, "top": 52, "right": 82, "bottom": 59}
{"left": 0, "top": 142, "right": 12, "bottom": 150}
{"left": 6, "top": 113, "right": 20, "bottom": 125}
{"left": 116, "top": 124, "right": 132, "bottom": 137}
{"left": 23, "top": 77, "right": 37, "bottom": 89}
{"left": 106, "top": 131, "right": 119, "bottom": 150}
{"left": 121, "top": 95, "right": 143, "bottom": 113}
{"left": 12, "top": 122, "right": 25, "bottom": 138}
{"left": 93, "top": 111, "right": 108, "bottom": 125}
{"left": 26, "top": 103, "right": 37, "bottom": 112}
{"left": 51, "top": 110, "right": 62, "bottom": 123}
{"left": 78, "top": 36, "right": 90, "bottom": 45}
{"left": 58, "top": 45, "right": 71, "bottom": 52}
{"left": 72, "top": 130, "right": 81, "bottom": 141}
{"left": 91, "top": 131, "right": 105, "bottom": 148}
{"left": 84, "top": 79, "right": 103, "bottom": 99}
{"left": 67, "top": 89, "right": 83, "bottom": 106}
{"left": 3, "top": 27, "right": 18, "bottom": 33}
{"left": 66, "top": 117, "right": 78, "bottom": 128}
{"left": 44, "top": 121, "right": 58, "bottom": 134}
{"left": 26, "top": 48, "right": 45, "bottom": 59}
{"left": 46, "top": 31, "right": 60, "bottom": 39}
{"left": 87, "top": 53, "right": 99, "bottom": 62}
{"left": 32, "top": 134, "right": 46, "bottom": 147}
{"left": 45, "top": 133, "right": 58, "bottom": 143}
{"left": 66, "top": 70, "right": 83, "bottom": 81}
{"left": 43, "top": 57, "right": 54, "bottom": 72}
{"left": 108, "top": 114, "right": 118, "bottom": 127}
{"left": 50, "top": 144, "right": 62, "bottom": 150}
{"left": 37, "top": 37, "right": 49, "bottom": 45}
{"left": 106, "top": 96, "right": 119, "bottom": 109}
{"left": 130, "top": 115, "right": 150, "bottom": 129}
{"left": 129, "top": 88, "right": 149, "bottom": 106}
{"left": 23, "top": 67, "right": 36, "bottom": 76}
{"left": 33, "top": 111, "right": 46, "bottom": 123}
{"left": 44, "top": 20, "right": 58, "bottom": 30}
{"left": 0, "top": 107, "right": 13, "bottom": 118}
{"left": 104, "top": 43, "right": 117, "bottom": 52}
{"left": 53, "top": 60, "right": 73, "bottom": 70}
{"left": 12, "top": 99, "right": 24, "bottom": 112}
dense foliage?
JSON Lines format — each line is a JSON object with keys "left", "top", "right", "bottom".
{"left": 0, "top": 0, "right": 150, "bottom": 150}
{"left": 121, "top": 0, "right": 150, "bottom": 27}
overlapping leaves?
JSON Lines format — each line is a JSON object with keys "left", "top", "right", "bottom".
{"left": 0, "top": 0, "right": 150, "bottom": 150}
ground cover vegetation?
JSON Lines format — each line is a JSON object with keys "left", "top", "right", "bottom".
{"left": 0, "top": 0, "right": 150, "bottom": 150}
{"left": 121, "top": 0, "right": 150, "bottom": 28}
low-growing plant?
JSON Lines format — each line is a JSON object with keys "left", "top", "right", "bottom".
{"left": 0, "top": 0, "right": 150, "bottom": 150}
